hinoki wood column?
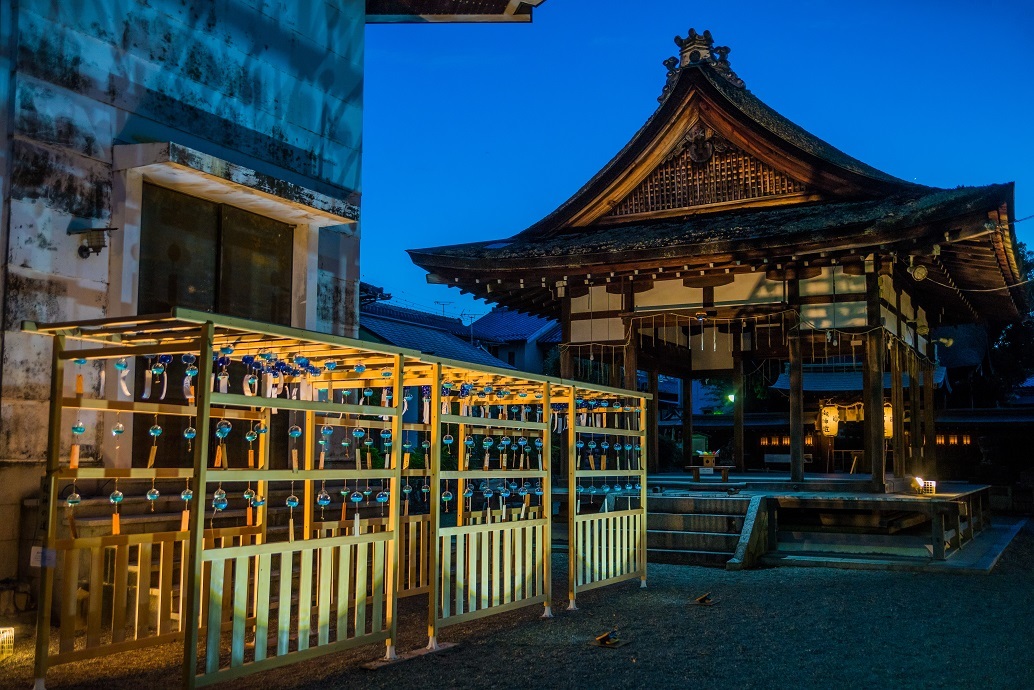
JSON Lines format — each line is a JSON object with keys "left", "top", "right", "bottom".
{"left": 891, "top": 341, "right": 906, "bottom": 478}
{"left": 647, "top": 368, "right": 660, "bottom": 473}
{"left": 732, "top": 326, "right": 745, "bottom": 471}
{"left": 681, "top": 375, "right": 693, "bottom": 465}
{"left": 864, "top": 269, "right": 886, "bottom": 493}
{"left": 788, "top": 280, "right": 804, "bottom": 482}
{"left": 908, "top": 349, "right": 921, "bottom": 477}
{"left": 923, "top": 339, "right": 937, "bottom": 477}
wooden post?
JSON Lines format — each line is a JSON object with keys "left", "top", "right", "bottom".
{"left": 788, "top": 280, "right": 804, "bottom": 482}
{"left": 426, "top": 362, "right": 442, "bottom": 650}
{"left": 182, "top": 322, "right": 215, "bottom": 688}
{"left": 907, "top": 349, "right": 921, "bottom": 476}
{"left": 384, "top": 354, "right": 404, "bottom": 659}
{"left": 560, "top": 298, "right": 573, "bottom": 379}
{"left": 541, "top": 381, "right": 553, "bottom": 618}
{"left": 33, "top": 334, "right": 65, "bottom": 687}
{"left": 890, "top": 341, "right": 906, "bottom": 478}
{"left": 566, "top": 386, "right": 579, "bottom": 610}
{"left": 864, "top": 270, "right": 886, "bottom": 493}
{"left": 623, "top": 319, "right": 638, "bottom": 391}
{"left": 923, "top": 343, "right": 937, "bottom": 477}
{"left": 303, "top": 410, "right": 315, "bottom": 539}
{"left": 647, "top": 368, "right": 660, "bottom": 473}
{"left": 732, "top": 326, "right": 745, "bottom": 472}
{"left": 681, "top": 375, "right": 693, "bottom": 466}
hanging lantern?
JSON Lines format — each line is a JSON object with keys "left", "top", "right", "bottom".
{"left": 949, "top": 434, "right": 958, "bottom": 445}
{"left": 760, "top": 436, "right": 769, "bottom": 447}
{"left": 962, "top": 434, "right": 971, "bottom": 445}
{"left": 883, "top": 403, "right": 893, "bottom": 439}
{"left": 820, "top": 405, "right": 840, "bottom": 437}
{"left": 936, "top": 434, "right": 945, "bottom": 445}
{"left": 805, "top": 433, "right": 814, "bottom": 447}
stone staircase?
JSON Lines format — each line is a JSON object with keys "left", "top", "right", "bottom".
{"left": 647, "top": 494, "right": 751, "bottom": 567}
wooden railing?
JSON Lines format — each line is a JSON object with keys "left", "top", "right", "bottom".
{"left": 197, "top": 531, "right": 392, "bottom": 686}
{"left": 436, "top": 517, "right": 548, "bottom": 626}
{"left": 30, "top": 310, "right": 651, "bottom": 688}
{"left": 572, "top": 509, "right": 644, "bottom": 591}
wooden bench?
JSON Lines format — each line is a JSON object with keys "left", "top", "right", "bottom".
{"left": 684, "top": 465, "right": 735, "bottom": 481}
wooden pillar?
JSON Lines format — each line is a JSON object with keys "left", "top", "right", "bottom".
{"left": 34, "top": 335, "right": 65, "bottom": 686}
{"left": 923, "top": 340, "right": 937, "bottom": 477}
{"left": 182, "top": 322, "right": 215, "bottom": 687}
{"left": 890, "top": 341, "right": 906, "bottom": 478}
{"left": 623, "top": 317, "right": 638, "bottom": 390}
{"left": 560, "top": 297, "right": 573, "bottom": 378}
{"left": 908, "top": 349, "right": 921, "bottom": 476}
{"left": 647, "top": 368, "right": 660, "bottom": 473}
{"left": 732, "top": 326, "right": 745, "bottom": 472}
{"left": 788, "top": 281, "right": 804, "bottom": 482}
{"left": 426, "top": 362, "right": 442, "bottom": 648}
{"left": 681, "top": 375, "right": 693, "bottom": 466}
{"left": 864, "top": 269, "right": 886, "bottom": 493}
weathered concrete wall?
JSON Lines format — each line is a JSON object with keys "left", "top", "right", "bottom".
{"left": 0, "top": 0, "right": 365, "bottom": 580}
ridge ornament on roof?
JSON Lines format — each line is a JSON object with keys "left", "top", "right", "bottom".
{"left": 660, "top": 28, "right": 744, "bottom": 103}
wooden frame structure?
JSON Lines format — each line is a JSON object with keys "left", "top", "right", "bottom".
{"left": 566, "top": 384, "right": 648, "bottom": 609}
{"left": 27, "top": 308, "right": 649, "bottom": 688}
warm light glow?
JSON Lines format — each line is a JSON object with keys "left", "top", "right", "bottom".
{"left": 0, "top": 627, "right": 12, "bottom": 661}
{"left": 949, "top": 434, "right": 958, "bottom": 445}
{"left": 805, "top": 433, "right": 814, "bottom": 446}
{"left": 782, "top": 436, "right": 791, "bottom": 446}
{"left": 962, "top": 434, "right": 971, "bottom": 445}
{"left": 772, "top": 436, "right": 780, "bottom": 446}
{"left": 820, "top": 405, "right": 840, "bottom": 437}
{"left": 922, "top": 480, "right": 937, "bottom": 495}
{"left": 883, "top": 403, "right": 893, "bottom": 438}
{"left": 760, "top": 436, "right": 769, "bottom": 447}
{"left": 936, "top": 434, "right": 945, "bottom": 445}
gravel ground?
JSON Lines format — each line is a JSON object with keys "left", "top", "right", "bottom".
{"left": 3, "top": 522, "right": 1033, "bottom": 690}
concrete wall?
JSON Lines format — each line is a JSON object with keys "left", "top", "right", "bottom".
{"left": 0, "top": 0, "right": 366, "bottom": 580}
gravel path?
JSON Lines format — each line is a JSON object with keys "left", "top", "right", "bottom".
{"left": 3, "top": 522, "right": 1032, "bottom": 689}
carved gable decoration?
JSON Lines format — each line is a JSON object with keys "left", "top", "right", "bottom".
{"left": 605, "top": 124, "right": 808, "bottom": 219}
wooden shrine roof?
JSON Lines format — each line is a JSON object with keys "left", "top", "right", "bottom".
{"left": 409, "top": 29, "right": 1026, "bottom": 324}
{"left": 366, "top": 0, "right": 544, "bottom": 22}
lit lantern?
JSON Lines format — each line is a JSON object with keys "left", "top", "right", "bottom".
{"left": 962, "top": 434, "right": 971, "bottom": 445}
{"left": 936, "top": 434, "right": 945, "bottom": 445}
{"left": 781, "top": 436, "right": 791, "bottom": 446}
{"left": 772, "top": 436, "right": 780, "bottom": 446}
{"left": 805, "top": 433, "right": 814, "bottom": 447}
{"left": 949, "top": 434, "right": 958, "bottom": 445}
{"left": 760, "top": 436, "right": 769, "bottom": 447}
{"left": 820, "top": 405, "right": 840, "bottom": 437}
{"left": 883, "top": 403, "right": 893, "bottom": 438}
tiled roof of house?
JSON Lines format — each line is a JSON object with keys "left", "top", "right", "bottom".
{"left": 360, "top": 314, "right": 512, "bottom": 370}
{"left": 471, "top": 307, "right": 555, "bottom": 343}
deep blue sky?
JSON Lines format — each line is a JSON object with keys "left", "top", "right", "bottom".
{"left": 362, "top": 0, "right": 1034, "bottom": 322}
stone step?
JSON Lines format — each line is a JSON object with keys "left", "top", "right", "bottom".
{"left": 760, "top": 552, "right": 933, "bottom": 571}
{"left": 647, "top": 512, "right": 744, "bottom": 534}
{"left": 647, "top": 547, "right": 732, "bottom": 567}
{"left": 648, "top": 495, "right": 750, "bottom": 515}
{"left": 776, "top": 531, "right": 932, "bottom": 558}
{"left": 647, "top": 529, "right": 740, "bottom": 552}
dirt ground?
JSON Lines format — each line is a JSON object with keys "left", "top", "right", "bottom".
{"left": 3, "top": 522, "right": 1033, "bottom": 689}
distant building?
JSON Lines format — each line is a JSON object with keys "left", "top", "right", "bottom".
{"left": 359, "top": 301, "right": 511, "bottom": 370}
{"left": 471, "top": 307, "right": 557, "bottom": 371}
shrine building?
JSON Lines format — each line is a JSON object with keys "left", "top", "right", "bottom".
{"left": 409, "top": 29, "right": 1026, "bottom": 492}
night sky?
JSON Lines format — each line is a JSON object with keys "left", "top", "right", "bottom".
{"left": 362, "top": 0, "right": 1034, "bottom": 321}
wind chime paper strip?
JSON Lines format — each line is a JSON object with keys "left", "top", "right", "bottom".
{"left": 69, "top": 444, "right": 80, "bottom": 469}
{"left": 142, "top": 370, "right": 152, "bottom": 400}
{"left": 147, "top": 445, "right": 157, "bottom": 469}
{"left": 75, "top": 374, "right": 84, "bottom": 396}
